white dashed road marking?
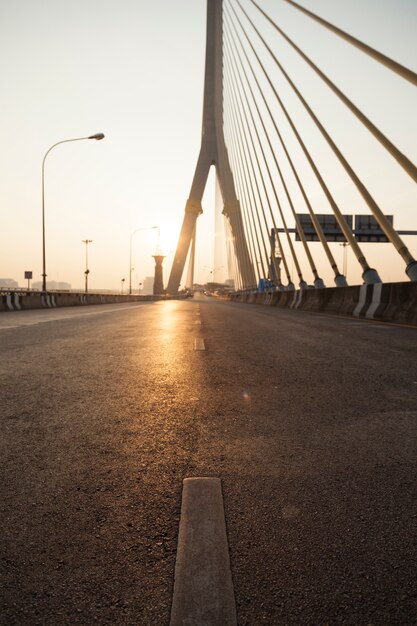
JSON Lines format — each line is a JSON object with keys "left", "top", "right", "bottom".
{"left": 194, "top": 338, "right": 205, "bottom": 350}
{"left": 170, "top": 478, "right": 237, "bottom": 626}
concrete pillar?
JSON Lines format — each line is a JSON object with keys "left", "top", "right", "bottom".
{"left": 153, "top": 255, "right": 165, "bottom": 295}
{"left": 166, "top": 0, "right": 255, "bottom": 293}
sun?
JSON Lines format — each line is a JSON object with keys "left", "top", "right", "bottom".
{"left": 157, "top": 227, "right": 180, "bottom": 256}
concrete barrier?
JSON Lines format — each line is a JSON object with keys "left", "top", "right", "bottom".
{"left": 0, "top": 291, "right": 187, "bottom": 313}
{"left": 5, "top": 294, "right": 15, "bottom": 311}
{"left": 0, "top": 296, "right": 9, "bottom": 311}
{"left": 353, "top": 285, "right": 373, "bottom": 317}
{"left": 55, "top": 294, "right": 80, "bottom": 307}
{"left": 365, "top": 283, "right": 384, "bottom": 320}
{"left": 219, "top": 281, "right": 417, "bottom": 327}
{"left": 41, "top": 294, "right": 57, "bottom": 308}
{"left": 275, "top": 291, "right": 293, "bottom": 308}
{"left": 338, "top": 286, "right": 362, "bottom": 316}
{"left": 322, "top": 285, "right": 359, "bottom": 316}
{"left": 20, "top": 294, "right": 43, "bottom": 310}
{"left": 381, "top": 282, "right": 417, "bottom": 325}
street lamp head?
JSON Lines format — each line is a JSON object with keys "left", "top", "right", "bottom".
{"left": 88, "top": 133, "right": 105, "bottom": 140}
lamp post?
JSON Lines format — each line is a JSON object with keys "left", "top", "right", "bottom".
{"left": 129, "top": 225, "right": 159, "bottom": 295}
{"left": 41, "top": 133, "right": 105, "bottom": 292}
{"left": 121, "top": 278, "right": 125, "bottom": 294}
{"left": 82, "top": 239, "right": 93, "bottom": 293}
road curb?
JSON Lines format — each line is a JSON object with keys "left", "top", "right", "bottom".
{"left": 170, "top": 477, "right": 237, "bottom": 626}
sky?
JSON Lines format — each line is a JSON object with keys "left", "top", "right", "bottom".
{"left": 1, "top": 0, "right": 416, "bottom": 290}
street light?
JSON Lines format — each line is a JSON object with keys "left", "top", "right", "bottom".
{"left": 82, "top": 239, "right": 93, "bottom": 293}
{"left": 41, "top": 133, "right": 105, "bottom": 292}
{"left": 129, "top": 226, "right": 159, "bottom": 294}
{"left": 121, "top": 278, "right": 125, "bottom": 294}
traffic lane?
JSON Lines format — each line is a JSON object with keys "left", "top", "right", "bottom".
{"left": 2, "top": 296, "right": 417, "bottom": 624}
{"left": 190, "top": 297, "right": 417, "bottom": 624}
{"left": 1, "top": 299, "right": 205, "bottom": 625}
{"left": 0, "top": 301, "right": 152, "bottom": 330}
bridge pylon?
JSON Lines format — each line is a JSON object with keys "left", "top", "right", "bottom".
{"left": 167, "top": 0, "right": 256, "bottom": 294}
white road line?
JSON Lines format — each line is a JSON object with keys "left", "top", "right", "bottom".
{"left": 194, "top": 338, "right": 205, "bottom": 350}
{"left": 170, "top": 478, "right": 237, "bottom": 626}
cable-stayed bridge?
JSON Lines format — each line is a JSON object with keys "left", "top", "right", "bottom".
{"left": 2, "top": 3, "right": 417, "bottom": 625}
{"left": 168, "top": 0, "right": 417, "bottom": 294}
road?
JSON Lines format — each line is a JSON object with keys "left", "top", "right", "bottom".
{"left": 1, "top": 296, "right": 416, "bottom": 625}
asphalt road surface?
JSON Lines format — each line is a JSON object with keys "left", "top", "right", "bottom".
{"left": 1, "top": 296, "right": 416, "bottom": 625}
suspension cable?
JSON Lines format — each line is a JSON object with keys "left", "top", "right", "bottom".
{"left": 228, "top": 3, "right": 361, "bottom": 283}
{"left": 224, "top": 81, "right": 267, "bottom": 282}
{"left": 225, "top": 39, "right": 289, "bottom": 287}
{"left": 225, "top": 59, "right": 285, "bottom": 286}
{"left": 224, "top": 78, "right": 263, "bottom": 287}
{"left": 225, "top": 118, "right": 260, "bottom": 286}
{"left": 227, "top": 1, "right": 378, "bottom": 280}
{"left": 282, "top": 0, "right": 417, "bottom": 88}
{"left": 225, "top": 24, "right": 300, "bottom": 285}
{"left": 247, "top": 0, "right": 417, "bottom": 184}
{"left": 234, "top": 0, "right": 416, "bottom": 275}
{"left": 226, "top": 11, "right": 341, "bottom": 286}
{"left": 224, "top": 65, "right": 271, "bottom": 280}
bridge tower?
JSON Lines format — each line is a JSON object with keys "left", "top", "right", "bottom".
{"left": 167, "top": 0, "right": 256, "bottom": 294}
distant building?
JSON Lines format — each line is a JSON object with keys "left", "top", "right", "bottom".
{"left": 141, "top": 276, "right": 154, "bottom": 295}
{"left": 0, "top": 278, "right": 18, "bottom": 289}
{"left": 32, "top": 280, "right": 71, "bottom": 291}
